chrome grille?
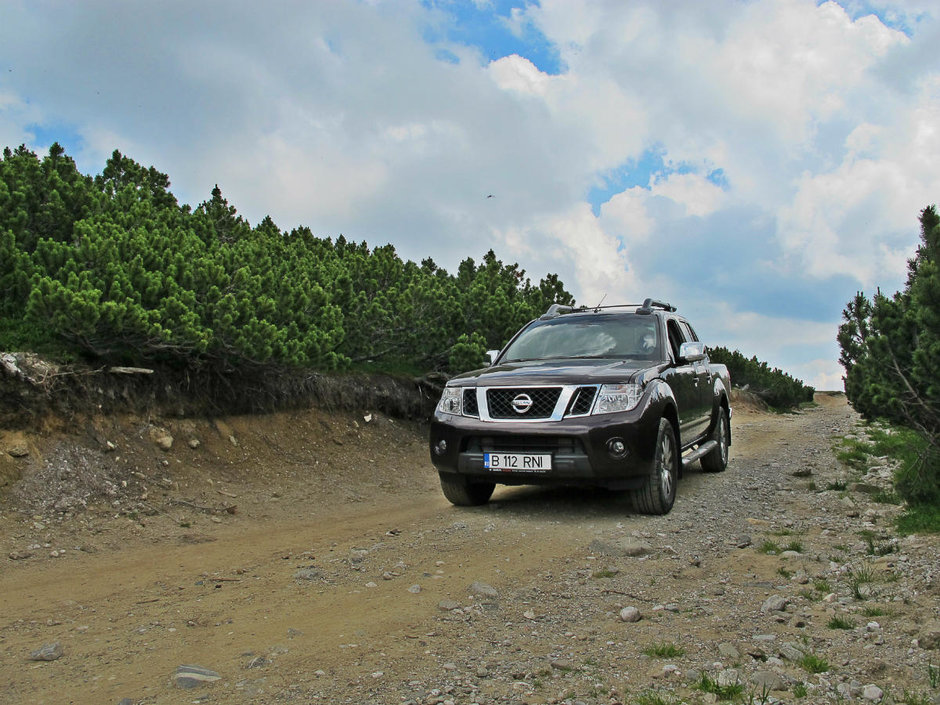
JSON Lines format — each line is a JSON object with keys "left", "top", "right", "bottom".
{"left": 462, "top": 388, "right": 479, "bottom": 417}
{"left": 567, "top": 386, "right": 598, "bottom": 416}
{"left": 487, "top": 387, "right": 561, "bottom": 419}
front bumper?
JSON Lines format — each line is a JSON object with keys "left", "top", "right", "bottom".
{"left": 429, "top": 395, "right": 665, "bottom": 490}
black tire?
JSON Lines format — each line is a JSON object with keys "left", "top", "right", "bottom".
{"left": 439, "top": 474, "right": 495, "bottom": 506}
{"left": 701, "top": 407, "right": 730, "bottom": 473}
{"left": 631, "top": 418, "right": 678, "bottom": 515}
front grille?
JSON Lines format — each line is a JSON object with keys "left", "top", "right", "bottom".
{"left": 487, "top": 387, "right": 561, "bottom": 419}
{"left": 567, "top": 386, "right": 597, "bottom": 416}
{"left": 467, "top": 436, "right": 585, "bottom": 455}
{"left": 463, "top": 388, "right": 479, "bottom": 417}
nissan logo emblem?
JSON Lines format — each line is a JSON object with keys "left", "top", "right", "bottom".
{"left": 511, "top": 393, "right": 533, "bottom": 414}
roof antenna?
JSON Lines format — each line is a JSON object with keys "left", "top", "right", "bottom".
{"left": 593, "top": 293, "right": 607, "bottom": 312}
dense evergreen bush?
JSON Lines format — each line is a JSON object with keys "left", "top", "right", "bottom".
{"left": 707, "top": 346, "right": 815, "bottom": 410}
{"left": 0, "top": 143, "right": 573, "bottom": 374}
{"left": 838, "top": 204, "right": 940, "bottom": 506}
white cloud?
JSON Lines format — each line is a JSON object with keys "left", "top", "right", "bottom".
{"left": 494, "top": 203, "right": 637, "bottom": 307}
{"left": 777, "top": 74, "right": 940, "bottom": 286}
{"left": 650, "top": 173, "right": 727, "bottom": 218}
{"left": 796, "top": 359, "right": 846, "bottom": 392}
{"left": 600, "top": 187, "right": 654, "bottom": 242}
{"left": 488, "top": 54, "right": 552, "bottom": 97}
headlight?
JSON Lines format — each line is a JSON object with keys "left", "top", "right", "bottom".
{"left": 437, "top": 387, "right": 463, "bottom": 416}
{"left": 593, "top": 383, "right": 642, "bottom": 414}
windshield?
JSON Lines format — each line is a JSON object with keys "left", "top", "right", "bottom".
{"left": 501, "top": 314, "right": 662, "bottom": 362}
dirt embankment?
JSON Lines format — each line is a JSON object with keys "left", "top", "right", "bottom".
{"left": 0, "top": 384, "right": 938, "bottom": 705}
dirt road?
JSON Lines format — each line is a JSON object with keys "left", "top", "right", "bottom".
{"left": 1, "top": 394, "right": 938, "bottom": 704}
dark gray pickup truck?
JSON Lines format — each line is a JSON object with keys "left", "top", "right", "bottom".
{"left": 429, "top": 299, "right": 732, "bottom": 514}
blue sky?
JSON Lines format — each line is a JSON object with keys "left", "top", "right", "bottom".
{"left": 2, "top": 0, "right": 939, "bottom": 390}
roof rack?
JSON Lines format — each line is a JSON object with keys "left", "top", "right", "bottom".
{"left": 539, "top": 299, "right": 677, "bottom": 320}
{"left": 539, "top": 304, "right": 576, "bottom": 319}
{"left": 635, "top": 298, "right": 676, "bottom": 315}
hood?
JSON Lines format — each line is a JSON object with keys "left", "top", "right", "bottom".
{"left": 449, "top": 358, "right": 663, "bottom": 386}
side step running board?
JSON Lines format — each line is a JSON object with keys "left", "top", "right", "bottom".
{"left": 682, "top": 440, "right": 717, "bottom": 468}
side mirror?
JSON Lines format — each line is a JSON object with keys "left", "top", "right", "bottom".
{"left": 486, "top": 350, "right": 500, "bottom": 366}
{"left": 678, "top": 341, "right": 706, "bottom": 363}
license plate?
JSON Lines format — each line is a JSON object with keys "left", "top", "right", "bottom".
{"left": 484, "top": 452, "right": 552, "bottom": 473}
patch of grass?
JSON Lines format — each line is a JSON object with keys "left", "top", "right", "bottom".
{"left": 896, "top": 503, "right": 940, "bottom": 535}
{"left": 757, "top": 540, "right": 780, "bottom": 554}
{"left": 813, "top": 579, "right": 832, "bottom": 593}
{"left": 900, "top": 690, "right": 934, "bottom": 705}
{"left": 592, "top": 569, "right": 618, "bottom": 579}
{"left": 862, "top": 606, "right": 888, "bottom": 618}
{"left": 928, "top": 662, "right": 938, "bottom": 689}
{"left": 783, "top": 540, "right": 804, "bottom": 553}
{"left": 826, "top": 480, "right": 848, "bottom": 491}
{"left": 807, "top": 481, "right": 817, "bottom": 491}
{"left": 827, "top": 615, "right": 856, "bottom": 630}
{"left": 798, "top": 652, "right": 831, "bottom": 674}
{"left": 643, "top": 643, "right": 685, "bottom": 658}
{"left": 848, "top": 563, "right": 876, "bottom": 600}
{"left": 859, "top": 530, "right": 896, "bottom": 556}
{"left": 694, "top": 672, "right": 745, "bottom": 701}
{"left": 837, "top": 422, "right": 939, "bottom": 511}
{"left": 872, "top": 489, "right": 902, "bottom": 505}
{"left": 836, "top": 437, "right": 872, "bottom": 472}
{"left": 746, "top": 683, "right": 773, "bottom": 705}
{"left": 792, "top": 682, "right": 808, "bottom": 699}
{"left": 777, "top": 567, "right": 793, "bottom": 579}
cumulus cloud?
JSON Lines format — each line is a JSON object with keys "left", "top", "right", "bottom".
{"left": 488, "top": 54, "right": 552, "bottom": 96}
{"left": 649, "top": 173, "right": 728, "bottom": 218}
{"left": 600, "top": 187, "right": 655, "bottom": 242}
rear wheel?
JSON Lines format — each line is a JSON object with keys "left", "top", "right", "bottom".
{"left": 701, "top": 407, "right": 730, "bottom": 473}
{"left": 439, "top": 474, "right": 495, "bottom": 506}
{"left": 631, "top": 419, "right": 678, "bottom": 515}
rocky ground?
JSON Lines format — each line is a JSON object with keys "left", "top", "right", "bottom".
{"left": 0, "top": 393, "right": 938, "bottom": 705}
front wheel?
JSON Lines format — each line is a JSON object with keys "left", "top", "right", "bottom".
{"left": 701, "top": 407, "right": 730, "bottom": 473}
{"left": 439, "top": 474, "right": 495, "bottom": 506}
{"left": 631, "top": 418, "right": 678, "bottom": 515}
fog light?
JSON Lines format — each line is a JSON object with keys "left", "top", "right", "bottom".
{"left": 607, "top": 438, "right": 628, "bottom": 459}
{"left": 434, "top": 439, "right": 448, "bottom": 456}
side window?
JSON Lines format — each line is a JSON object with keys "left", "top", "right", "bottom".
{"left": 666, "top": 319, "right": 685, "bottom": 362}
{"left": 679, "top": 321, "right": 699, "bottom": 342}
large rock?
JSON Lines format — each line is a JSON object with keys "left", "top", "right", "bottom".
{"left": 761, "top": 595, "right": 789, "bottom": 613}
{"left": 174, "top": 665, "right": 221, "bottom": 689}
{"left": 28, "top": 643, "right": 63, "bottom": 661}
{"left": 149, "top": 426, "right": 174, "bottom": 451}
{"left": 750, "top": 671, "right": 786, "bottom": 691}
{"left": 919, "top": 621, "right": 940, "bottom": 650}
{"left": 619, "top": 606, "right": 641, "bottom": 623}
{"left": 468, "top": 581, "right": 498, "bottom": 598}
